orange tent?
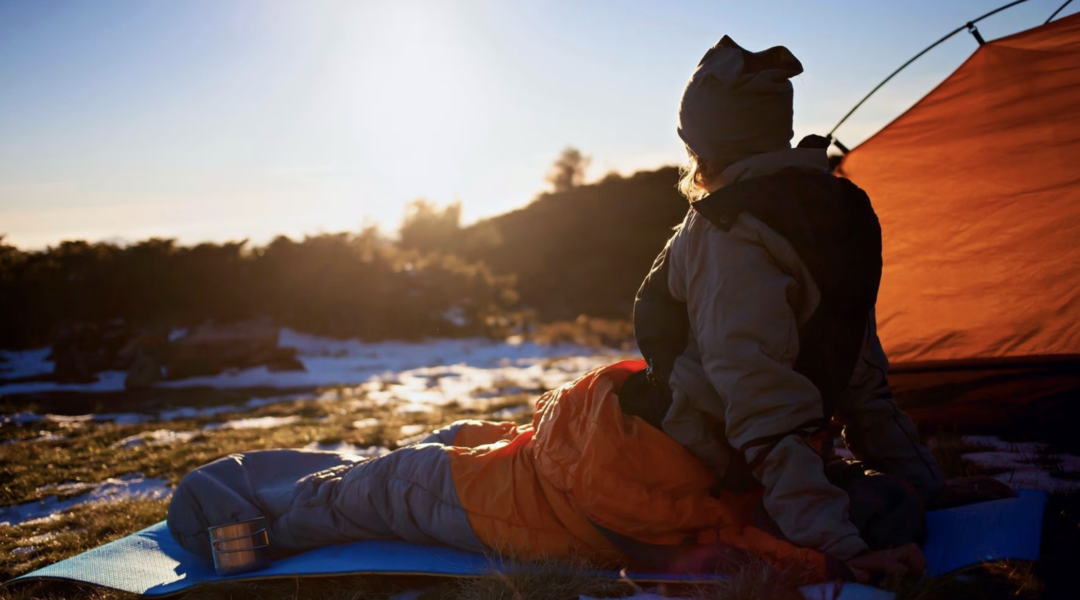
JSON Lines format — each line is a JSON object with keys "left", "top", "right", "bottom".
{"left": 836, "top": 13, "right": 1080, "bottom": 432}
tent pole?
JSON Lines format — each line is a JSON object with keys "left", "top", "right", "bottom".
{"left": 1046, "top": 0, "right": 1075, "bottom": 23}
{"left": 966, "top": 23, "right": 987, "bottom": 45}
{"left": 827, "top": 0, "right": 1035, "bottom": 144}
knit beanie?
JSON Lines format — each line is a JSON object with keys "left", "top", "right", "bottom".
{"left": 677, "top": 35, "right": 804, "bottom": 167}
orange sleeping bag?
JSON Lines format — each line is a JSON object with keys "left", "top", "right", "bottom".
{"left": 446, "top": 360, "right": 833, "bottom": 581}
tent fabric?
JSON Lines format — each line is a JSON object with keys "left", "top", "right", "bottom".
{"left": 888, "top": 356, "right": 1080, "bottom": 434}
{"left": 837, "top": 13, "right": 1080, "bottom": 366}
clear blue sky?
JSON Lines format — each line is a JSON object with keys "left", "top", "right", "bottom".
{"left": 1, "top": 0, "right": 1074, "bottom": 249}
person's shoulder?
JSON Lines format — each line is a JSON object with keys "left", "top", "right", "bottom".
{"left": 682, "top": 203, "right": 765, "bottom": 249}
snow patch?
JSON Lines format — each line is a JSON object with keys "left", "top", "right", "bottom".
{"left": 157, "top": 393, "right": 303, "bottom": 421}
{"left": 0, "top": 348, "right": 54, "bottom": 378}
{"left": 394, "top": 402, "right": 437, "bottom": 415}
{"left": 0, "top": 474, "right": 172, "bottom": 527}
{"left": 0, "top": 331, "right": 619, "bottom": 395}
{"left": 302, "top": 441, "right": 389, "bottom": 458}
{"left": 490, "top": 405, "right": 530, "bottom": 421}
{"left": 24, "top": 531, "right": 61, "bottom": 545}
{"left": 395, "top": 433, "right": 429, "bottom": 447}
{"left": 398, "top": 424, "right": 427, "bottom": 437}
{"left": 352, "top": 418, "right": 381, "bottom": 429}
{"left": 364, "top": 355, "right": 614, "bottom": 415}
{"left": 18, "top": 513, "right": 62, "bottom": 527}
{"left": 1, "top": 432, "right": 67, "bottom": 445}
{"left": 111, "top": 429, "right": 200, "bottom": 449}
{"left": 206, "top": 416, "right": 300, "bottom": 430}
{"left": 1, "top": 412, "right": 44, "bottom": 426}
{"left": 0, "top": 370, "right": 128, "bottom": 395}
{"left": 962, "top": 435, "right": 1047, "bottom": 455}
{"left": 961, "top": 435, "right": 1080, "bottom": 492}
{"left": 2, "top": 412, "right": 151, "bottom": 429}
{"left": 988, "top": 469, "right": 1080, "bottom": 492}
{"left": 37, "top": 481, "right": 97, "bottom": 496}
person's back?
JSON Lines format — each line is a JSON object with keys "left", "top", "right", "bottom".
{"left": 631, "top": 35, "right": 944, "bottom": 582}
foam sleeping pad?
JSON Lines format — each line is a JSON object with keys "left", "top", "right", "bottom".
{"left": 3, "top": 490, "right": 1047, "bottom": 598}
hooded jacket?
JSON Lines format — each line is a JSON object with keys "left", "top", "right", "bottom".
{"left": 647, "top": 147, "right": 942, "bottom": 561}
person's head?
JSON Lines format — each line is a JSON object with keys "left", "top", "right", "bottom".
{"left": 676, "top": 36, "right": 804, "bottom": 200}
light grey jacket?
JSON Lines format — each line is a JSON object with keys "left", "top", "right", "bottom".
{"left": 660, "top": 148, "right": 942, "bottom": 561}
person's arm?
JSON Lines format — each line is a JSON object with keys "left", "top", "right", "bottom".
{"left": 683, "top": 218, "right": 869, "bottom": 561}
{"left": 834, "top": 317, "right": 943, "bottom": 502}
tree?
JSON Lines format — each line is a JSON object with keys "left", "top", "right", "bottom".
{"left": 398, "top": 199, "right": 463, "bottom": 254}
{"left": 545, "top": 147, "right": 591, "bottom": 193}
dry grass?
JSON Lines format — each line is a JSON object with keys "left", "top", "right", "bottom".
{"left": 0, "top": 389, "right": 501, "bottom": 508}
{"left": 0, "top": 582, "right": 137, "bottom": 600}
{"left": 685, "top": 557, "right": 809, "bottom": 600}
{"left": 923, "top": 433, "right": 995, "bottom": 479}
{"left": 883, "top": 561, "right": 1044, "bottom": 600}
{"left": 2, "top": 409, "right": 1077, "bottom": 599}
{"left": 0, "top": 498, "right": 167, "bottom": 585}
{"left": 529, "top": 317, "right": 634, "bottom": 351}
{"left": 444, "top": 556, "right": 633, "bottom": 600}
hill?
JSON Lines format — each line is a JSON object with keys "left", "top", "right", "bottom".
{"left": 460, "top": 166, "right": 687, "bottom": 320}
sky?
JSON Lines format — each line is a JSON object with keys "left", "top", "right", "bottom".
{"left": 1, "top": 0, "right": 1075, "bottom": 250}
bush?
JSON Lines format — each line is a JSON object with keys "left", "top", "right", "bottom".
{"left": 0, "top": 230, "right": 517, "bottom": 349}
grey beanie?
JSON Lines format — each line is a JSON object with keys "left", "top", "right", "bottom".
{"left": 677, "top": 35, "right": 804, "bottom": 167}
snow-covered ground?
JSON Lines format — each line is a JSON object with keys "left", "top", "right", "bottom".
{"left": 0, "top": 348, "right": 55, "bottom": 380}
{"left": 0, "top": 474, "right": 171, "bottom": 528}
{"left": 961, "top": 435, "right": 1080, "bottom": 492}
{"left": 111, "top": 429, "right": 201, "bottom": 449}
{"left": 0, "top": 333, "right": 626, "bottom": 530}
{"left": 0, "top": 330, "right": 622, "bottom": 396}
{"left": 303, "top": 440, "right": 390, "bottom": 457}
{"left": 1, "top": 332, "right": 624, "bottom": 426}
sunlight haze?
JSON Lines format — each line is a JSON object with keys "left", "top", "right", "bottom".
{"left": 1, "top": 0, "right": 1074, "bottom": 249}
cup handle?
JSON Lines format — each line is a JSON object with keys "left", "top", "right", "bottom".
{"left": 213, "top": 541, "right": 270, "bottom": 553}
{"left": 211, "top": 528, "right": 269, "bottom": 550}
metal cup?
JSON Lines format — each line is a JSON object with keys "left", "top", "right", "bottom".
{"left": 208, "top": 516, "right": 271, "bottom": 576}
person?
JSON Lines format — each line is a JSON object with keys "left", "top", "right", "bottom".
{"left": 626, "top": 35, "right": 1010, "bottom": 583}
{"left": 169, "top": 361, "right": 858, "bottom": 584}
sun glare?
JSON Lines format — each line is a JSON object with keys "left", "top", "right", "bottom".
{"left": 334, "top": 2, "right": 492, "bottom": 204}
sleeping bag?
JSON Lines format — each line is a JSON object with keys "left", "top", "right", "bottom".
{"left": 168, "top": 360, "right": 844, "bottom": 582}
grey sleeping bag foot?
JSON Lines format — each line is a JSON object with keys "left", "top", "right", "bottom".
{"left": 167, "top": 445, "right": 485, "bottom": 561}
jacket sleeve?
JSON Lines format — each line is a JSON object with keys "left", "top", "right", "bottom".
{"left": 834, "top": 316, "right": 943, "bottom": 501}
{"left": 682, "top": 217, "right": 869, "bottom": 561}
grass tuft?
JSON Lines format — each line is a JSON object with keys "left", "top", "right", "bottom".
{"left": 882, "top": 561, "right": 1043, "bottom": 600}
{"left": 446, "top": 556, "right": 633, "bottom": 600}
{"left": 923, "top": 434, "right": 995, "bottom": 479}
{"left": 686, "top": 557, "right": 808, "bottom": 600}
{"left": 0, "top": 498, "right": 168, "bottom": 581}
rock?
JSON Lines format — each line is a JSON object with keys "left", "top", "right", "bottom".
{"left": 117, "top": 328, "right": 171, "bottom": 369}
{"left": 263, "top": 347, "right": 306, "bottom": 372}
{"left": 164, "top": 321, "right": 281, "bottom": 380}
{"left": 52, "top": 346, "right": 97, "bottom": 383}
{"left": 125, "top": 355, "right": 163, "bottom": 390}
{"left": 51, "top": 320, "right": 137, "bottom": 381}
